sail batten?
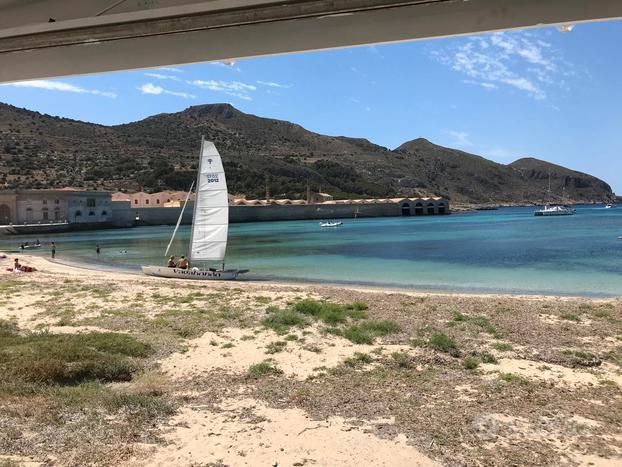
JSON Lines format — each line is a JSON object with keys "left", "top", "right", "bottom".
{"left": 189, "top": 139, "right": 229, "bottom": 262}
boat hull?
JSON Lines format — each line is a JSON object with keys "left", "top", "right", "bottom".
{"left": 142, "top": 265, "right": 246, "bottom": 280}
{"left": 534, "top": 211, "right": 574, "bottom": 216}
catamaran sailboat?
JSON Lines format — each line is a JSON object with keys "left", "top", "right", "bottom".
{"left": 142, "top": 138, "right": 248, "bottom": 280}
{"left": 534, "top": 175, "right": 575, "bottom": 217}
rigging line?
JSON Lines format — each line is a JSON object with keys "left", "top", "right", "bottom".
{"left": 95, "top": 0, "right": 131, "bottom": 17}
{"left": 165, "top": 180, "right": 195, "bottom": 258}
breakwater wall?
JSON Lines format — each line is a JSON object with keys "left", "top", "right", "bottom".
{"left": 110, "top": 199, "right": 449, "bottom": 227}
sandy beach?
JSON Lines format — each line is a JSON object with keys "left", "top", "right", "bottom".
{"left": 0, "top": 253, "right": 621, "bottom": 466}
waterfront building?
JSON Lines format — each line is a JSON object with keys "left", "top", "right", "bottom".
{"left": 0, "top": 189, "right": 112, "bottom": 225}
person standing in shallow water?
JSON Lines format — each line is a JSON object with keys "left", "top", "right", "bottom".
{"left": 96, "top": 244, "right": 101, "bottom": 256}
{"left": 51, "top": 242, "right": 56, "bottom": 259}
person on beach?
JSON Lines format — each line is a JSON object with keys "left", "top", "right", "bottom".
{"left": 176, "top": 256, "right": 189, "bottom": 270}
{"left": 51, "top": 242, "right": 56, "bottom": 259}
{"left": 19, "top": 243, "right": 24, "bottom": 252}
{"left": 13, "top": 258, "right": 22, "bottom": 271}
{"left": 96, "top": 245, "right": 101, "bottom": 256}
{"left": 167, "top": 256, "right": 176, "bottom": 268}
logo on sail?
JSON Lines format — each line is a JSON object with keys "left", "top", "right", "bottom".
{"left": 205, "top": 172, "right": 220, "bottom": 183}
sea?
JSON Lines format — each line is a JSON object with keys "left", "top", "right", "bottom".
{"left": 1, "top": 205, "right": 621, "bottom": 297}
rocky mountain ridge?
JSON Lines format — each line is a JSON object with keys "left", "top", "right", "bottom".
{"left": 0, "top": 102, "right": 614, "bottom": 203}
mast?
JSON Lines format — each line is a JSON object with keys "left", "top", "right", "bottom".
{"left": 188, "top": 136, "right": 205, "bottom": 260}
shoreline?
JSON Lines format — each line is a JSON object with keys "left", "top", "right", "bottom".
{"left": 3, "top": 251, "right": 619, "bottom": 302}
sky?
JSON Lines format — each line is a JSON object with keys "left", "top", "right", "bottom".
{"left": 1, "top": 19, "right": 621, "bottom": 193}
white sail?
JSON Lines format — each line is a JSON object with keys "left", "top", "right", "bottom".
{"left": 189, "top": 139, "right": 229, "bottom": 261}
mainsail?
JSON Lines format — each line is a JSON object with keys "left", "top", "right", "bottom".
{"left": 189, "top": 138, "right": 229, "bottom": 261}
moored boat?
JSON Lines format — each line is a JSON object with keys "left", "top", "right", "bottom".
{"left": 142, "top": 138, "right": 248, "bottom": 280}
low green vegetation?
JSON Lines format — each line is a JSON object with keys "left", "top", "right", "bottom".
{"left": 391, "top": 351, "right": 412, "bottom": 368}
{"left": 411, "top": 328, "right": 461, "bottom": 357}
{"left": 0, "top": 328, "right": 151, "bottom": 385}
{"left": 344, "top": 352, "right": 373, "bottom": 367}
{"left": 560, "top": 312, "right": 580, "bottom": 322}
{"left": 498, "top": 372, "right": 530, "bottom": 385}
{"left": 262, "top": 306, "right": 308, "bottom": 334}
{"left": 341, "top": 320, "right": 401, "bottom": 345}
{"left": 265, "top": 340, "right": 288, "bottom": 354}
{"left": 480, "top": 352, "right": 498, "bottom": 364}
{"left": 463, "top": 356, "right": 480, "bottom": 370}
{"left": 248, "top": 360, "right": 282, "bottom": 378}
{"left": 262, "top": 299, "right": 398, "bottom": 345}
{"left": 493, "top": 342, "right": 513, "bottom": 352}
{"left": 0, "top": 320, "right": 173, "bottom": 462}
{"left": 450, "top": 312, "right": 499, "bottom": 336}
{"left": 294, "top": 299, "right": 369, "bottom": 325}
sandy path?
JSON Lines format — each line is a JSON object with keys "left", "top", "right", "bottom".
{"left": 131, "top": 397, "right": 437, "bottom": 467}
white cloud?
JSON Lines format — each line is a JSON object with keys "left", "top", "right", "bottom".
{"left": 144, "top": 72, "right": 181, "bottom": 81}
{"left": 187, "top": 79, "right": 256, "bottom": 100}
{"left": 138, "top": 83, "right": 196, "bottom": 99}
{"left": 3, "top": 79, "right": 116, "bottom": 98}
{"left": 444, "top": 130, "right": 472, "bottom": 147}
{"left": 158, "top": 67, "right": 183, "bottom": 73}
{"left": 257, "top": 80, "right": 292, "bottom": 89}
{"left": 432, "top": 31, "right": 569, "bottom": 100}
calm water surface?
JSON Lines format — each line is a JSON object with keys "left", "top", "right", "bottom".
{"left": 2, "top": 205, "right": 621, "bottom": 297}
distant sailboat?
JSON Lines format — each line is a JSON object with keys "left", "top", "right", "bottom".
{"left": 534, "top": 174, "right": 575, "bottom": 217}
{"left": 142, "top": 138, "right": 248, "bottom": 280}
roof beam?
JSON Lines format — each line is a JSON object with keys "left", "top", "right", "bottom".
{"left": 0, "top": 0, "right": 621, "bottom": 82}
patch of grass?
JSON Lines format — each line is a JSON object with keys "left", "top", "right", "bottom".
{"left": 265, "top": 341, "right": 287, "bottom": 354}
{"left": 480, "top": 352, "right": 498, "bottom": 364}
{"left": 470, "top": 316, "right": 499, "bottom": 336}
{"left": 344, "top": 352, "right": 373, "bottom": 367}
{"left": 284, "top": 334, "right": 299, "bottom": 341}
{"left": 247, "top": 360, "right": 283, "bottom": 378}
{"left": 221, "top": 342, "right": 235, "bottom": 349}
{"left": 0, "top": 331, "right": 152, "bottom": 386}
{"left": 560, "top": 312, "right": 580, "bottom": 322}
{"left": 599, "top": 379, "right": 618, "bottom": 387}
{"left": 452, "top": 312, "right": 470, "bottom": 322}
{"left": 493, "top": 342, "right": 513, "bottom": 352}
{"left": 0, "top": 319, "right": 18, "bottom": 337}
{"left": 240, "top": 334, "right": 256, "bottom": 341}
{"left": 391, "top": 351, "right": 412, "bottom": 368}
{"left": 262, "top": 307, "right": 308, "bottom": 335}
{"left": 294, "top": 299, "right": 370, "bottom": 324}
{"left": 463, "top": 356, "right": 480, "bottom": 370}
{"left": 302, "top": 344, "right": 322, "bottom": 353}
{"left": 255, "top": 296, "right": 271, "bottom": 304}
{"left": 562, "top": 349, "right": 600, "bottom": 367}
{"left": 342, "top": 320, "right": 400, "bottom": 345}
{"left": 428, "top": 331, "right": 460, "bottom": 357}
{"left": 591, "top": 308, "right": 613, "bottom": 319}
{"left": 498, "top": 372, "right": 529, "bottom": 385}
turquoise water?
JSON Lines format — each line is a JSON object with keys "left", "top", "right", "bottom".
{"left": 1, "top": 205, "right": 621, "bottom": 297}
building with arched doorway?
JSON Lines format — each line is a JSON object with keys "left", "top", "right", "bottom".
{"left": 0, "top": 189, "right": 112, "bottom": 225}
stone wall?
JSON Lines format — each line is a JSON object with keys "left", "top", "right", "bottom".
{"left": 110, "top": 199, "right": 450, "bottom": 226}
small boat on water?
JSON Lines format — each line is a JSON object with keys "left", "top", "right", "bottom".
{"left": 534, "top": 175, "right": 575, "bottom": 217}
{"left": 21, "top": 242, "right": 42, "bottom": 250}
{"left": 142, "top": 138, "right": 248, "bottom": 281}
{"left": 605, "top": 204, "right": 615, "bottom": 209}
{"left": 534, "top": 205, "right": 575, "bottom": 216}
{"left": 320, "top": 221, "right": 343, "bottom": 227}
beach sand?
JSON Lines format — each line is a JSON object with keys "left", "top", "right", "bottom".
{"left": 0, "top": 253, "right": 621, "bottom": 466}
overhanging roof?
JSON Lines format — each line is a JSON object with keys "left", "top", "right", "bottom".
{"left": 1, "top": 0, "right": 621, "bottom": 82}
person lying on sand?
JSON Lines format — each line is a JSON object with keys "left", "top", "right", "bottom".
{"left": 8, "top": 258, "right": 37, "bottom": 273}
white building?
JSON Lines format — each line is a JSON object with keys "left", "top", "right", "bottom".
{"left": 0, "top": 189, "right": 112, "bottom": 225}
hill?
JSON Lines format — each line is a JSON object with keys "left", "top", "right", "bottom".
{"left": 0, "top": 102, "right": 615, "bottom": 203}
